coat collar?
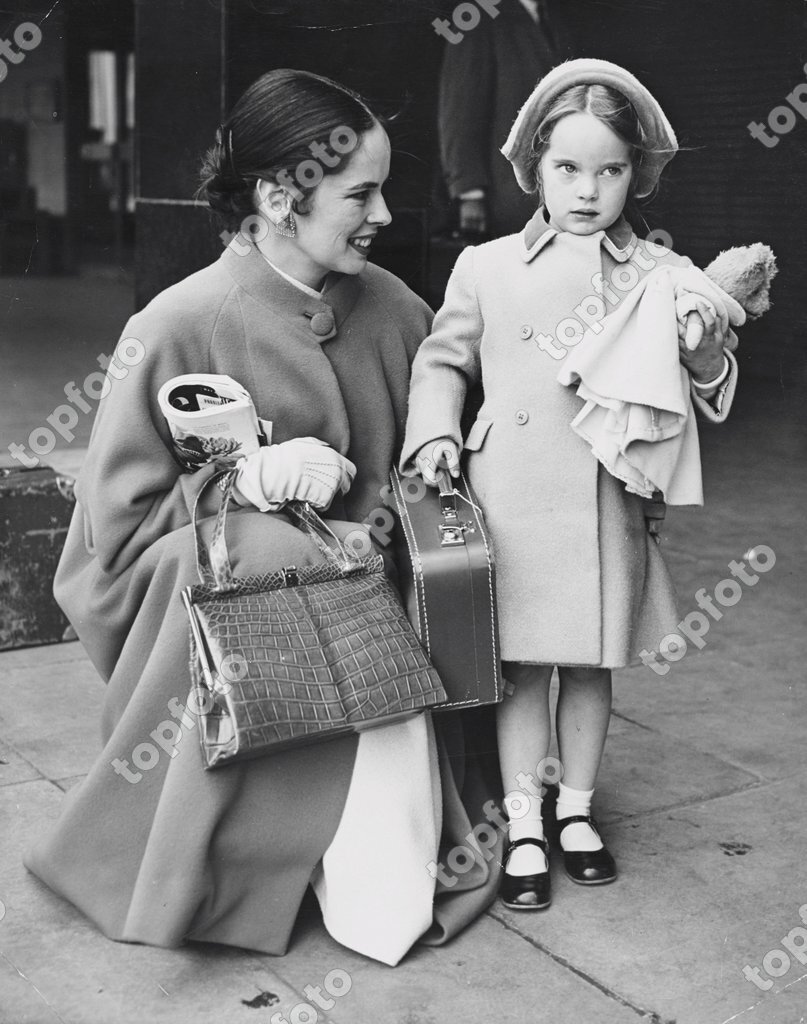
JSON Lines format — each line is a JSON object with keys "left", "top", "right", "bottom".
{"left": 221, "top": 240, "right": 362, "bottom": 343}
{"left": 521, "top": 207, "right": 636, "bottom": 264}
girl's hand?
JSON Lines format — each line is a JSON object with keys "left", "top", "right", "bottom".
{"left": 415, "top": 438, "right": 461, "bottom": 487}
{"left": 677, "top": 301, "right": 728, "bottom": 383}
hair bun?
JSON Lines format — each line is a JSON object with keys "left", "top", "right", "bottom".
{"left": 198, "top": 136, "right": 254, "bottom": 228}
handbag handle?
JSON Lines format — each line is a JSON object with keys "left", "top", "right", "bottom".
{"left": 192, "top": 468, "right": 239, "bottom": 589}
{"left": 283, "top": 501, "right": 360, "bottom": 569}
{"left": 191, "top": 468, "right": 360, "bottom": 591}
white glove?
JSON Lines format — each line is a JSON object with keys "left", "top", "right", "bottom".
{"left": 233, "top": 437, "right": 356, "bottom": 512}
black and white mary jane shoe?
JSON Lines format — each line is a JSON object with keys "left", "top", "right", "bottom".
{"left": 500, "top": 837, "right": 551, "bottom": 910}
{"left": 558, "top": 815, "right": 617, "bottom": 885}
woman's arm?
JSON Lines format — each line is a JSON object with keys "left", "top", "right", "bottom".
{"left": 75, "top": 311, "right": 221, "bottom": 576}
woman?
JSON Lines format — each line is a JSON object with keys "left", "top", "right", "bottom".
{"left": 25, "top": 70, "right": 499, "bottom": 965}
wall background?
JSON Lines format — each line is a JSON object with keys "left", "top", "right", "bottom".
{"left": 133, "top": 0, "right": 806, "bottom": 381}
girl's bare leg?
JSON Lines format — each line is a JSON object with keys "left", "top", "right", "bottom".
{"left": 555, "top": 666, "right": 612, "bottom": 852}
{"left": 555, "top": 666, "right": 612, "bottom": 789}
{"left": 496, "top": 662, "right": 553, "bottom": 874}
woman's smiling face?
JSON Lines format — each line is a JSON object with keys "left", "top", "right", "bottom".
{"left": 539, "top": 111, "right": 633, "bottom": 236}
{"left": 289, "top": 121, "right": 392, "bottom": 287}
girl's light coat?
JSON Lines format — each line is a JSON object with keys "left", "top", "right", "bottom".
{"left": 402, "top": 211, "right": 736, "bottom": 667}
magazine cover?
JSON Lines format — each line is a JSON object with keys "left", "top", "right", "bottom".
{"left": 157, "top": 374, "right": 269, "bottom": 471}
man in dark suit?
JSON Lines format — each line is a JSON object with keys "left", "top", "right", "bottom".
{"left": 437, "top": 0, "right": 574, "bottom": 238}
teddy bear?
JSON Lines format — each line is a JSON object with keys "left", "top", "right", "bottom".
{"left": 682, "top": 242, "right": 778, "bottom": 350}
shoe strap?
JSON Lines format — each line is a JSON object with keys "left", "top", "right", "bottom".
{"left": 505, "top": 836, "right": 548, "bottom": 857}
{"left": 557, "top": 814, "right": 600, "bottom": 835}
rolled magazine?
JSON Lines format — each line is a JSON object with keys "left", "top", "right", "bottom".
{"left": 158, "top": 374, "right": 270, "bottom": 472}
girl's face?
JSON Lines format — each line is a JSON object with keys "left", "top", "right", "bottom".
{"left": 539, "top": 112, "right": 633, "bottom": 236}
{"left": 285, "top": 122, "right": 392, "bottom": 288}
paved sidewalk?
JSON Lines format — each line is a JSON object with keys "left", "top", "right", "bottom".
{"left": 1, "top": 379, "right": 805, "bottom": 1024}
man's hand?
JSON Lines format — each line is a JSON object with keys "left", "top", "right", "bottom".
{"left": 459, "top": 197, "right": 488, "bottom": 236}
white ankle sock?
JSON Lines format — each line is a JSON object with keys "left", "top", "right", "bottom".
{"left": 504, "top": 792, "right": 548, "bottom": 875}
{"left": 556, "top": 783, "right": 602, "bottom": 852}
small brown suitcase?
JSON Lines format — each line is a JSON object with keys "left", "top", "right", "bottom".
{"left": 389, "top": 466, "right": 502, "bottom": 710}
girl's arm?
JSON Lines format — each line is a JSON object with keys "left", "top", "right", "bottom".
{"left": 678, "top": 299, "right": 738, "bottom": 422}
{"left": 399, "top": 245, "right": 485, "bottom": 474}
{"left": 689, "top": 350, "right": 738, "bottom": 422}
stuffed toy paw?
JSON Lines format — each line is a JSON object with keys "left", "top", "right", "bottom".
{"left": 681, "top": 242, "right": 777, "bottom": 351}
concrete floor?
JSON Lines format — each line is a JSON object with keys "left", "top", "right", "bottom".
{"left": 1, "top": 275, "right": 806, "bottom": 1023}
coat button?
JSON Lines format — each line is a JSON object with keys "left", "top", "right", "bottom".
{"left": 515, "top": 409, "right": 529, "bottom": 425}
{"left": 519, "top": 324, "right": 533, "bottom": 340}
{"left": 310, "top": 310, "right": 335, "bottom": 336}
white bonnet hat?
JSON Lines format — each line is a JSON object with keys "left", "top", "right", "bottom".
{"left": 501, "top": 58, "right": 678, "bottom": 199}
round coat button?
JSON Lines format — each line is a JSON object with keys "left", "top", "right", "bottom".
{"left": 310, "top": 310, "right": 335, "bottom": 336}
{"left": 520, "top": 324, "right": 533, "bottom": 340}
{"left": 515, "top": 409, "right": 529, "bottom": 425}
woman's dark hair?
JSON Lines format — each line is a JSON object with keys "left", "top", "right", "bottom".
{"left": 198, "top": 69, "right": 380, "bottom": 230}
{"left": 525, "top": 83, "right": 648, "bottom": 203}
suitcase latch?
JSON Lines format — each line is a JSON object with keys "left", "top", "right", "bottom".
{"left": 437, "top": 474, "right": 473, "bottom": 545}
{"left": 439, "top": 523, "right": 468, "bottom": 546}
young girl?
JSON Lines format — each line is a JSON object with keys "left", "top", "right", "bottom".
{"left": 401, "top": 59, "right": 736, "bottom": 910}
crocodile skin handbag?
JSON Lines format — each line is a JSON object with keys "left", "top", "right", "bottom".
{"left": 181, "top": 469, "right": 446, "bottom": 768}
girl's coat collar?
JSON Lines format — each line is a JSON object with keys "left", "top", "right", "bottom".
{"left": 521, "top": 208, "right": 636, "bottom": 264}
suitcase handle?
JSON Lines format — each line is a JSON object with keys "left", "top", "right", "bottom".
{"left": 436, "top": 469, "right": 467, "bottom": 546}
{"left": 437, "top": 468, "right": 458, "bottom": 519}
